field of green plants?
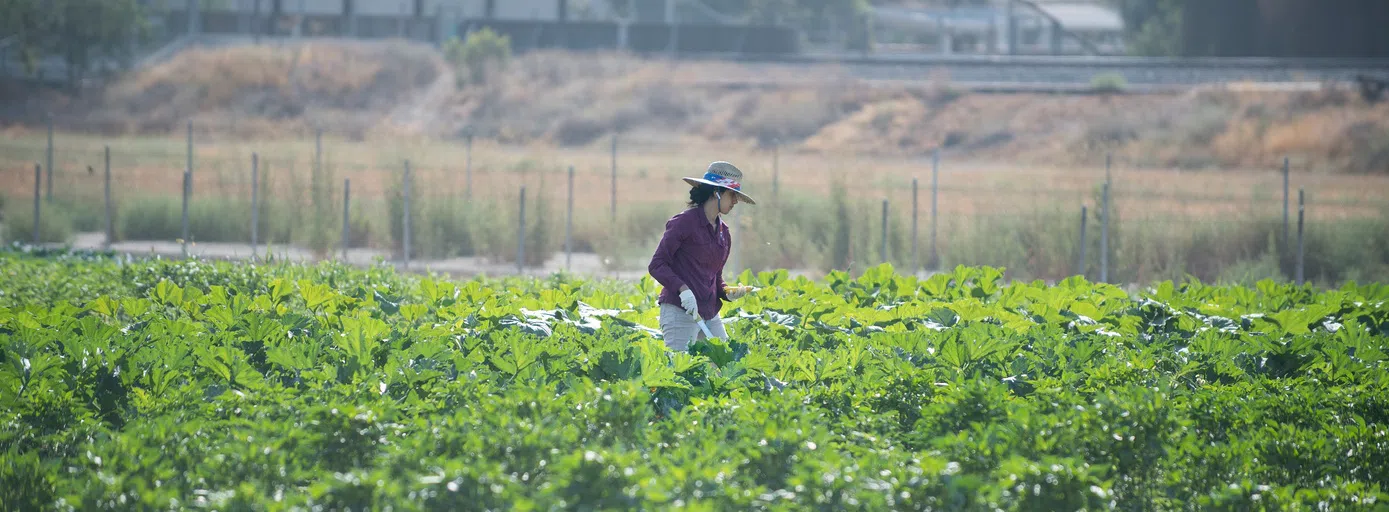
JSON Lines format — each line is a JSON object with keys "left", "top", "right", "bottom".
{"left": 2, "top": 246, "right": 1387, "bottom": 510}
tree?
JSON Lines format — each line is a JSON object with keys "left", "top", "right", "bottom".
{"left": 444, "top": 27, "right": 512, "bottom": 86}
{"left": 1107, "top": 0, "right": 1183, "bottom": 56}
{"left": 0, "top": 0, "right": 46, "bottom": 74}
{"left": 1, "top": 0, "right": 150, "bottom": 87}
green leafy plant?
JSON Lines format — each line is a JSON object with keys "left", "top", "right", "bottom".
{"left": 1, "top": 249, "right": 1386, "bottom": 510}
{"left": 1091, "top": 72, "right": 1128, "bottom": 94}
{"left": 444, "top": 28, "right": 512, "bottom": 86}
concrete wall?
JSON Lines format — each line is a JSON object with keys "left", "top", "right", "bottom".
{"left": 207, "top": 0, "right": 417, "bottom": 16}
{"left": 205, "top": 0, "right": 620, "bottom": 20}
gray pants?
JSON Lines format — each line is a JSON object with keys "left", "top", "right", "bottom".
{"left": 658, "top": 303, "right": 729, "bottom": 352}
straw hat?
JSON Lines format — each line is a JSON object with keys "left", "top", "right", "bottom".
{"left": 683, "top": 161, "right": 757, "bottom": 205}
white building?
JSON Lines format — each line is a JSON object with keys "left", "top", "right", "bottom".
{"left": 871, "top": 0, "right": 1125, "bottom": 56}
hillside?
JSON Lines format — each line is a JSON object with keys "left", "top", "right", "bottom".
{"left": 441, "top": 50, "right": 1388, "bottom": 173}
{"left": 0, "top": 40, "right": 444, "bottom": 140}
{"left": 2, "top": 40, "right": 1386, "bottom": 173}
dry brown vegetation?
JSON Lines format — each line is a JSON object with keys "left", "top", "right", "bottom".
{"left": 2, "top": 41, "right": 1388, "bottom": 283}
{"left": 5, "top": 42, "right": 1387, "bottom": 174}
{"left": 3, "top": 40, "right": 442, "bottom": 140}
{"left": 430, "top": 49, "right": 1389, "bottom": 175}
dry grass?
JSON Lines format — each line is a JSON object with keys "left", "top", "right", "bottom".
{"left": 6, "top": 44, "right": 1389, "bottom": 174}
{"left": 4, "top": 42, "right": 1389, "bottom": 281}
{"left": 24, "top": 40, "right": 442, "bottom": 140}
{"left": 1201, "top": 88, "right": 1389, "bottom": 174}
{"left": 6, "top": 130, "right": 1386, "bottom": 222}
{"left": 435, "top": 51, "right": 1389, "bottom": 175}
{"left": 3, "top": 130, "right": 1388, "bottom": 282}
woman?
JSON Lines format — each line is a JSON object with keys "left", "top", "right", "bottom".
{"left": 648, "top": 161, "right": 757, "bottom": 351}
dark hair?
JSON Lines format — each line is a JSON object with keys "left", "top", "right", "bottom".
{"left": 687, "top": 184, "right": 722, "bottom": 208}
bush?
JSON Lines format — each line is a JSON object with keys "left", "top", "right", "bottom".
{"left": 739, "top": 191, "right": 837, "bottom": 272}
{"left": 58, "top": 195, "right": 107, "bottom": 232}
{"left": 126, "top": 197, "right": 249, "bottom": 243}
{"left": 0, "top": 200, "right": 73, "bottom": 245}
{"left": 306, "top": 162, "right": 338, "bottom": 257}
{"left": 587, "top": 201, "right": 682, "bottom": 271}
{"left": 1216, "top": 249, "right": 1286, "bottom": 286}
{"left": 388, "top": 173, "right": 425, "bottom": 261}
{"left": 471, "top": 186, "right": 558, "bottom": 268}
{"left": 116, "top": 196, "right": 294, "bottom": 245}
{"left": 444, "top": 28, "right": 512, "bottom": 86}
{"left": 1090, "top": 73, "right": 1127, "bottom": 94}
{"left": 1296, "top": 215, "right": 1389, "bottom": 284}
{"left": 730, "top": 183, "right": 915, "bottom": 277}
{"left": 418, "top": 196, "right": 478, "bottom": 260}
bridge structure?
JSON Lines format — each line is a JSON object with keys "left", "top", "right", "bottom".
{"left": 2, "top": 1, "right": 1387, "bottom": 94}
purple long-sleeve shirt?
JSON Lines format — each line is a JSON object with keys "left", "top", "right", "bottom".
{"left": 648, "top": 207, "right": 731, "bottom": 320}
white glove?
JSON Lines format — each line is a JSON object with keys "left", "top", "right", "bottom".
{"left": 679, "top": 288, "right": 698, "bottom": 317}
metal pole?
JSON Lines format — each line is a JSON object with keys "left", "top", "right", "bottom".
{"left": 342, "top": 179, "right": 351, "bottom": 261}
{"left": 1100, "top": 181, "right": 1110, "bottom": 284}
{"left": 181, "top": 169, "right": 191, "bottom": 258}
{"left": 32, "top": 164, "right": 40, "bottom": 244}
{"left": 345, "top": 0, "right": 356, "bottom": 36}
{"left": 1296, "top": 188, "right": 1305, "bottom": 285}
{"left": 187, "top": 0, "right": 198, "bottom": 35}
{"left": 45, "top": 114, "right": 52, "bottom": 201}
{"left": 1282, "top": 156, "right": 1290, "bottom": 247}
{"left": 517, "top": 186, "right": 526, "bottom": 274}
{"left": 911, "top": 177, "right": 919, "bottom": 275}
{"left": 465, "top": 134, "right": 473, "bottom": 199}
{"left": 104, "top": 146, "right": 112, "bottom": 248}
{"left": 1077, "top": 205, "right": 1088, "bottom": 277}
{"left": 1102, "top": 154, "right": 1113, "bottom": 283}
{"left": 772, "top": 139, "right": 779, "bottom": 199}
{"left": 930, "top": 148, "right": 939, "bottom": 269}
{"left": 314, "top": 128, "right": 322, "bottom": 197}
{"left": 1006, "top": 0, "right": 1017, "bottom": 55}
{"left": 616, "top": 131, "right": 622, "bottom": 222}
{"left": 187, "top": 120, "right": 193, "bottom": 187}
{"left": 881, "top": 199, "right": 889, "bottom": 265}
{"left": 251, "top": 153, "right": 259, "bottom": 259}
{"left": 403, "top": 159, "right": 412, "bottom": 269}
{"left": 566, "top": 165, "right": 574, "bottom": 271}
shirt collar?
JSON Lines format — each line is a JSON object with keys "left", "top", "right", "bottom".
{"left": 685, "top": 207, "right": 724, "bottom": 234}
{"left": 695, "top": 207, "right": 722, "bottom": 226}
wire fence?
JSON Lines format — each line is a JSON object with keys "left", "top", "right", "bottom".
{"left": 2, "top": 123, "right": 1387, "bottom": 285}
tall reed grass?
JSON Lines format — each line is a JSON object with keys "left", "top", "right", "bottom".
{"left": 4, "top": 173, "right": 1387, "bottom": 287}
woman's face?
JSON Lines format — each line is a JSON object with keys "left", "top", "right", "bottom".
{"left": 715, "top": 190, "right": 738, "bottom": 215}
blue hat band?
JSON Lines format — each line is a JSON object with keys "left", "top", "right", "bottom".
{"left": 703, "top": 172, "right": 742, "bottom": 191}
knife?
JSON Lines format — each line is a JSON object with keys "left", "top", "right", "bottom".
{"left": 691, "top": 311, "right": 716, "bottom": 344}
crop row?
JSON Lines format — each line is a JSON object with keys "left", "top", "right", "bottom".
{"left": 2, "top": 247, "right": 1387, "bottom": 510}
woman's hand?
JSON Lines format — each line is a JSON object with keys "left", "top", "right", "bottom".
{"left": 724, "top": 285, "right": 755, "bottom": 300}
{"left": 679, "top": 288, "right": 698, "bottom": 316}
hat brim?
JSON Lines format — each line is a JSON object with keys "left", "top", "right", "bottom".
{"left": 683, "top": 177, "right": 757, "bottom": 205}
